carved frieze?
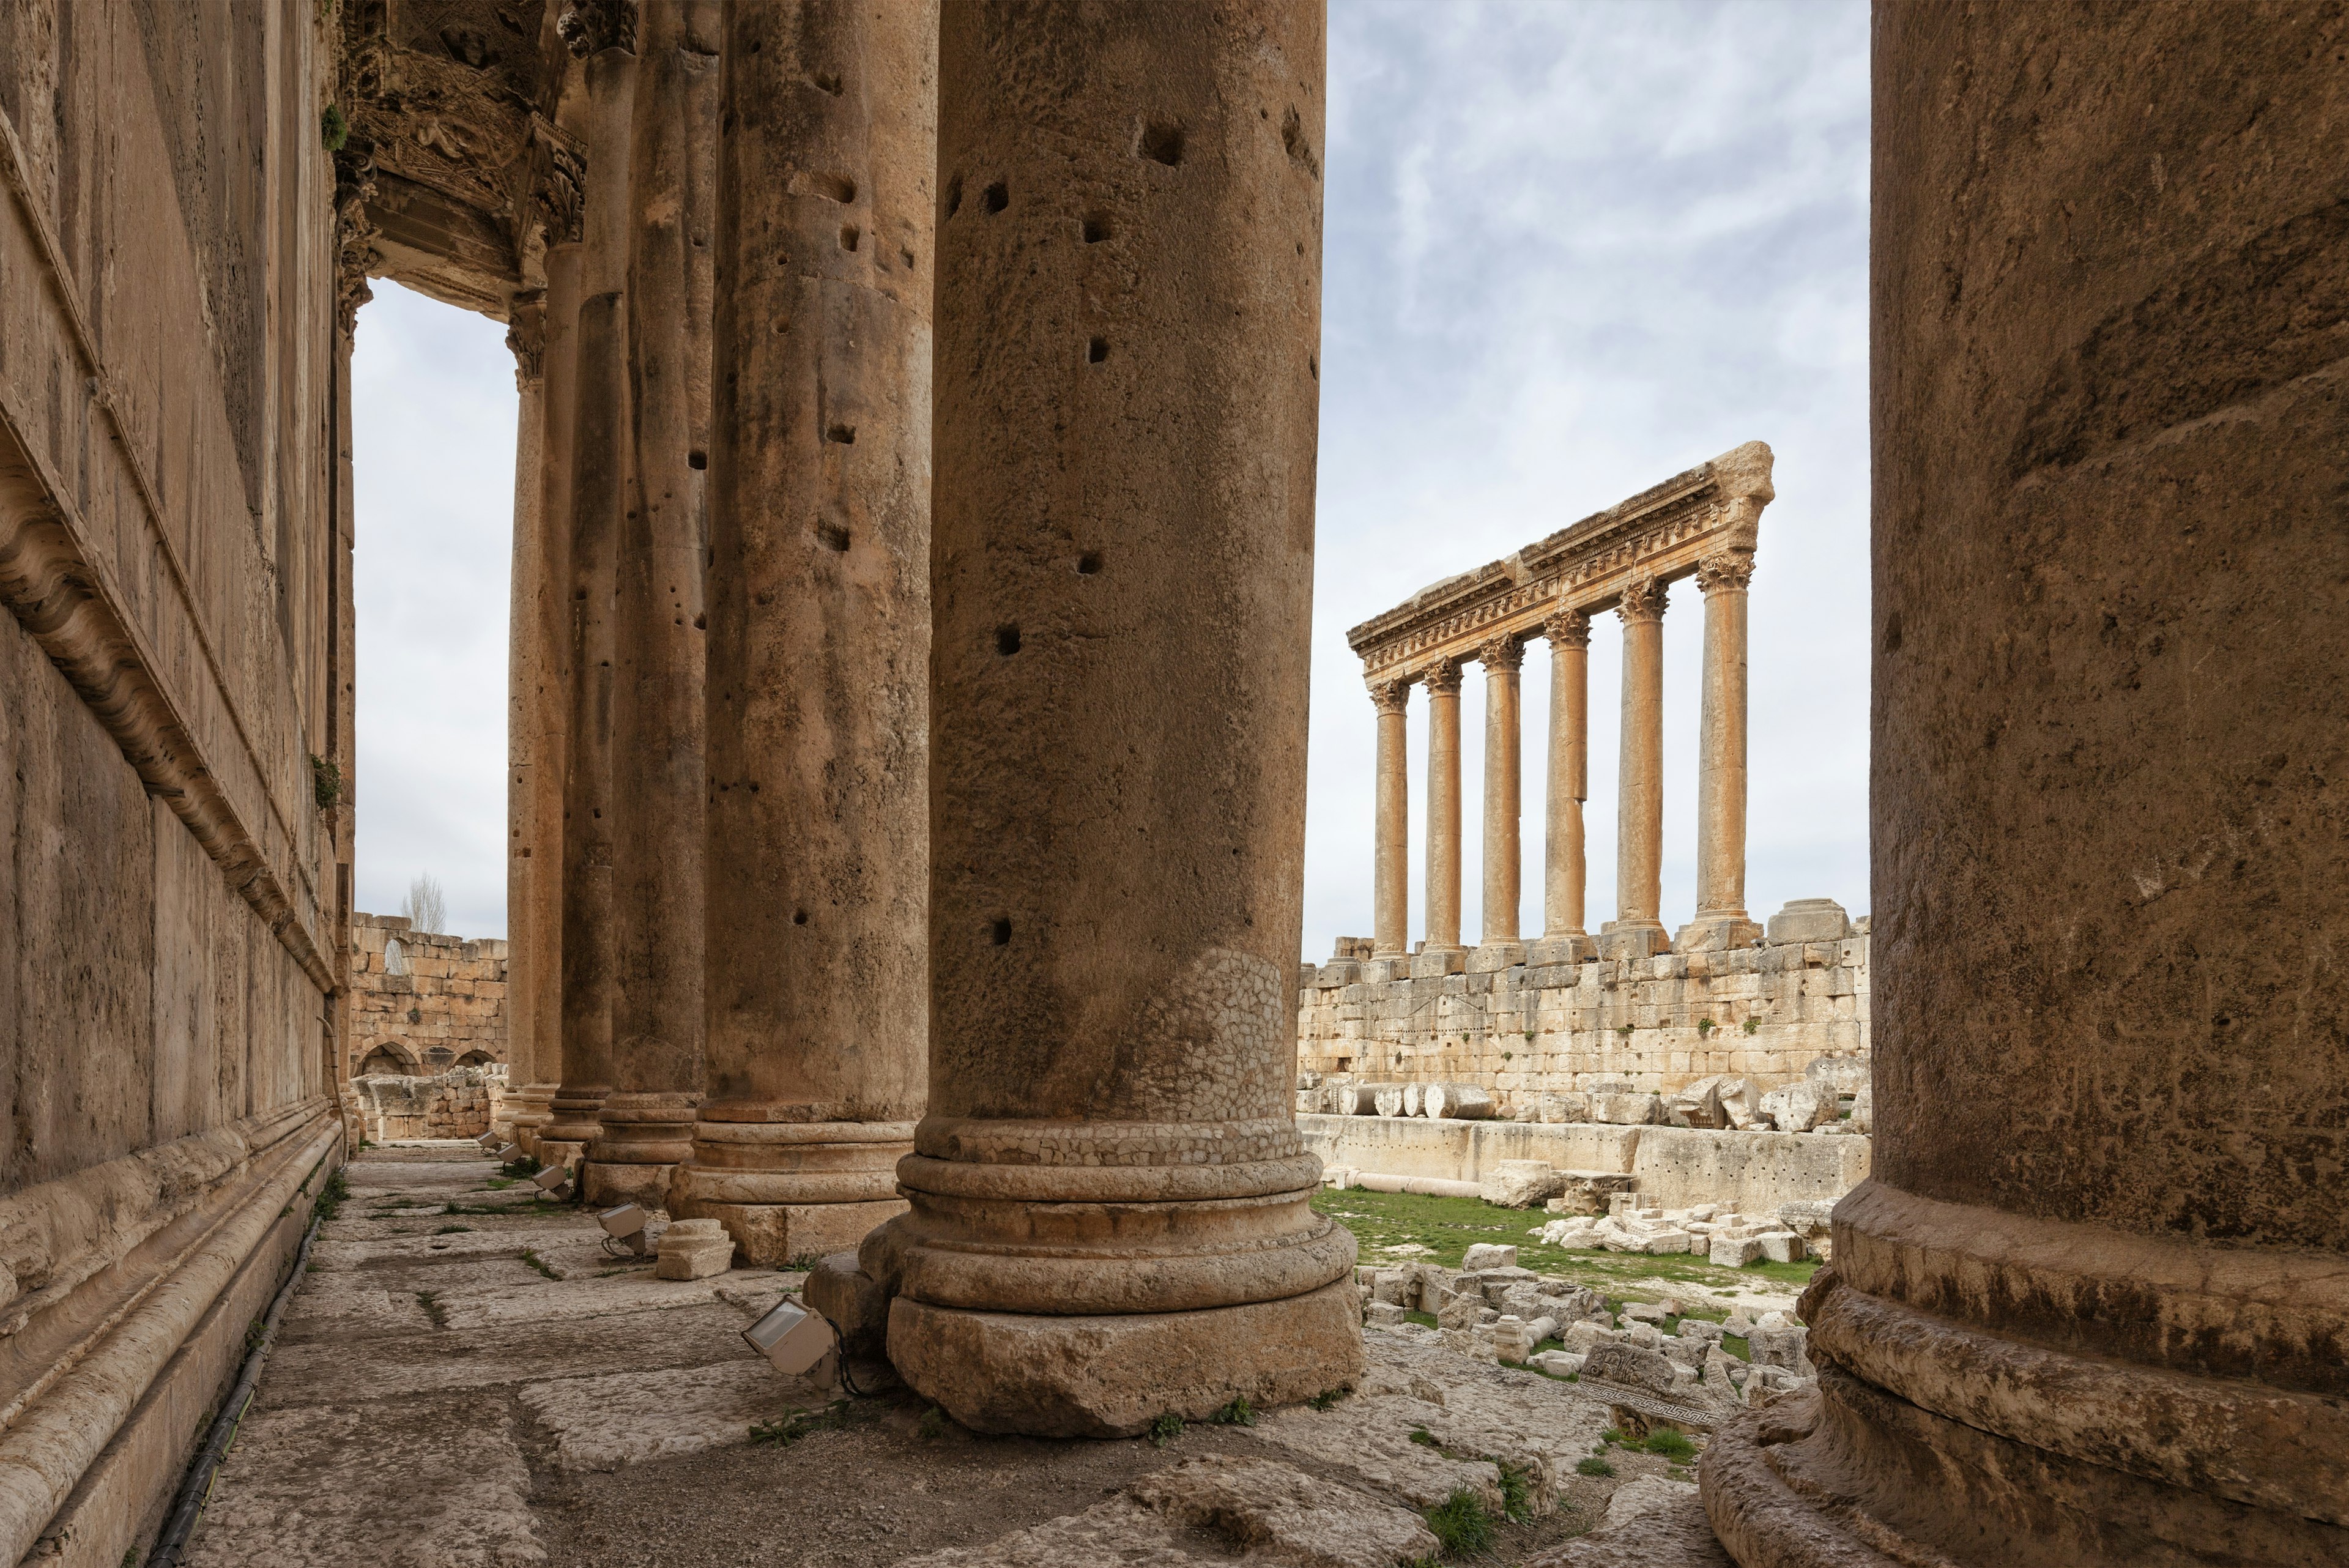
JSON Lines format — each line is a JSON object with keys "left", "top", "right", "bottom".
{"left": 1348, "top": 441, "right": 1775, "bottom": 684}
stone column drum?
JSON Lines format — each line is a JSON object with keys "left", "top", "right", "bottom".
{"left": 1600, "top": 576, "right": 1667, "bottom": 959}
{"left": 669, "top": 0, "right": 934, "bottom": 1264}
{"left": 1679, "top": 551, "right": 1760, "bottom": 953}
{"left": 1476, "top": 636, "right": 1523, "bottom": 957}
{"left": 585, "top": 0, "right": 711, "bottom": 1207}
{"left": 1535, "top": 608, "right": 1592, "bottom": 964}
{"left": 500, "top": 294, "right": 546, "bottom": 1143}
{"left": 1369, "top": 679, "right": 1410, "bottom": 960}
{"left": 1420, "top": 659, "right": 1464, "bottom": 962}
{"left": 1701, "top": 6, "right": 2349, "bottom": 1564}
{"left": 543, "top": 26, "right": 639, "bottom": 1168}
{"left": 863, "top": 0, "right": 1359, "bottom": 1437}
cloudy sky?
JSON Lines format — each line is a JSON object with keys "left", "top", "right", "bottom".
{"left": 351, "top": 0, "right": 1871, "bottom": 949}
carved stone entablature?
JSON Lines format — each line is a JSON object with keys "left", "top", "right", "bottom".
{"left": 1347, "top": 440, "right": 1774, "bottom": 684}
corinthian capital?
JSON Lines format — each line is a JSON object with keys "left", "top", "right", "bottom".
{"left": 531, "top": 132, "right": 585, "bottom": 247}
{"left": 1368, "top": 678, "right": 1411, "bottom": 717}
{"left": 1421, "top": 659, "right": 1464, "bottom": 697}
{"left": 1543, "top": 608, "right": 1590, "bottom": 650}
{"left": 506, "top": 292, "right": 547, "bottom": 389}
{"left": 558, "top": 0, "right": 637, "bottom": 56}
{"left": 1616, "top": 576, "right": 1667, "bottom": 625}
{"left": 1476, "top": 635, "right": 1524, "bottom": 674}
{"left": 1696, "top": 552, "right": 1756, "bottom": 595}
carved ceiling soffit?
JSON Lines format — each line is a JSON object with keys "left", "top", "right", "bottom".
{"left": 1345, "top": 440, "right": 1775, "bottom": 683}
{"left": 558, "top": 0, "right": 638, "bottom": 56}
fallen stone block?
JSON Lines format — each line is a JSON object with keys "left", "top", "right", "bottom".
{"left": 1591, "top": 1091, "right": 1662, "bottom": 1126}
{"left": 1757, "top": 1081, "right": 1830, "bottom": 1133}
{"left": 1480, "top": 1159, "right": 1564, "bottom": 1208}
{"left": 1373, "top": 1085, "right": 1407, "bottom": 1118}
{"left": 1364, "top": 1301, "right": 1408, "bottom": 1330}
{"left": 1529, "top": 1350, "right": 1586, "bottom": 1378}
{"left": 653, "top": 1218, "right": 734, "bottom": 1281}
{"left": 1709, "top": 1235, "right": 1765, "bottom": 1268}
{"left": 1460, "top": 1242, "right": 1518, "bottom": 1271}
{"left": 1425, "top": 1083, "right": 1496, "bottom": 1120}
{"left": 1756, "top": 1230, "right": 1808, "bottom": 1264}
{"left": 1620, "top": 1300, "right": 1669, "bottom": 1323}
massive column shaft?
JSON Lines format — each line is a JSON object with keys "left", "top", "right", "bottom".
{"left": 1422, "top": 660, "right": 1464, "bottom": 956}
{"left": 586, "top": 0, "right": 711, "bottom": 1206}
{"left": 1602, "top": 576, "right": 1667, "bottom": 957}
{"left": 544, "top": 26, "right": 640, "bottom": 1165}
{"left": 1538, "top": 609, "right": 1591, "bottom": 961}
{"left": 1477, "top": 637, "right": 1523, "bottom": 949}
{"left": 500, "top": 295, "right": 547, "bottom": 1141}
{"left": 1680, "top": 551, "right": 1759, "bottom": 952}
{"left": 670, "top": 0, "right": 933, "bottom": 1264}
{"left": 1369, "top": 680, "right": 1409, "bottom": 960}
{"left": 866, "top": 0, "right": 1358, "bottom": 1437}
{"left": 1701, "top": 7, "right": 2349, "bottom": 1564}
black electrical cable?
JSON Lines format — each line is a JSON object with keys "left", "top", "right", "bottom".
{"left": 147, "top": 1205, "right": 324, "bottom": 1568}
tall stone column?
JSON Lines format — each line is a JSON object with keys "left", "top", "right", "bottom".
{"left": 1678, "top": 552, "right": 1759, "bottom": 953}
{"left": 543, "top": 13, "right": 639, "bottom": 1167}
{"left": 1534, "top": 609, "right": 1592, "bottom": 965}
{"left": 1475, "top": 636, "right": 1523, "bottom": 957}
{"left": 1420, "top": 659, "right": 1465, "bottom": 965}
{"left": 1369, "top": 678, "right": 1410, "bottom": 961}
{"left": 1600, "top": 576, "right": 1666, "bottom": 959}
{"left": 864, "top": 0, "right": 1358, "bottom": 1438}
{"left": 1702, "top": 7, "right": 2349, "bottom": 1564}
{"left": 511, "top": 132, "right": 587, "bottom": 1159}
{"left": 499, "top": 294, "right": 547, "bottom": 1142}
{"left": 585, "top": 0, "right": 708, "bottom": 1206}
{"left": 668, "top": 0, "right": 934, "bottom": 1265}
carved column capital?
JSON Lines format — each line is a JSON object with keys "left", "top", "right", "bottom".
{"left": 1477, "top": 635, "right": 1524, "bottom": 674}
{"left": 1421, "top": 659, "right": 1463, "bottom": 698}
{"left": 1368, "top": 678, "right": 1412, "bottom": 717}
{"left": 507, "top": 292, "right": 547, "bottom": 390}
{"left": 558, "top": 0, "right": 639, "bottom": 56}
{"left": 1617, "top": 576, "right": 1667, "bottom": 625}
{"left": 1696, "top": 552, "right": 1756, "bottom": 595}
{"left": 1543, "top": 608, "right": 1591, "bottom": 650}
{"left": 532, "top": 131, "right": 587, "bottom": 247}
{"left": 331, "top": 148, "right": 379, "bottom": 338}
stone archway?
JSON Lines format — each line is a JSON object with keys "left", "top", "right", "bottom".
{"left": 355, "top": 1039, "right": 421, "bottom": 1077}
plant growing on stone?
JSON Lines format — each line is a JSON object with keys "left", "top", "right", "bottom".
{"left": 415, "top": 1291, "right": 448, "bottom": 1329}
{"left": 1493, "top": 1460, "right": 1534, "bottom": 1522}
{"left": 1643, "top": 1429, "right": 1697, "bottom": 1460}
{"left": 1743, "top": 1017, "right": 1759, "bottom": 1034}
{"left": 1421, "top": 1489, "right": 1494, "bottom": 1557}
{"left": 1308, "top": 1387, "right": 1350, "bottom": 1411}
{"left": 1209, "top": 1395, "right": 1256, "bottom": 1427}
{"left": 310, "top": 753, "right": 341, "bottom": 809}
{"left": 749, "top": 1402, "right": 850, "bottom": 1447}
{"left": 1697, "top": 1017, "right": 1715, "bottom": 1036}
{"left": 519, "top": 1247, "right": 560, "bottom": 1280}
{"left": 917, "top": 1406, "right": 949, "bottom": 1441}
{"left": 1576, "top": 1454, "right": 1615, "bottom": 1477}
{"left": 1148, "top": 1412, "right": 1185, "bottom": 1448}
{"left": 1617, "top": 1023, "right": 1633, "bottom": 1038}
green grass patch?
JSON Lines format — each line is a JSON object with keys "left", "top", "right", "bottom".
{"left": 1642, "top": 1429, "right": 1698, "bottom": 1460}
{"left": 519, "top": 1247, "right": 560, "bottom": 1280}
{"left": 313, "top": 1169, "right": 351, "bottom": 1225}
{"left": 485, "top": 1177, "right": 518, "bottom": 1190}
{"left": 1422, "top": 1489, "right": 1494, "bottom": 1557}
{"left": 749, "top": 1400, "right": 851, "bottom": 1447}
{"left": 1209, "top": 1395, "right": 1256, "bottom": 1427}
{"left": 1723, "top": 1334, "right": 1751, "bottom": 1361}
{"left": 1148, "top": 1412, "right": 1185, "bottom": 1448}
{"left": 1493, "top": 1460, "right": 1535, "bottom": 1522}
{"left": 434, "top": 1224, "right": 473, "bottom": 1235}
{"left": 1576, "top": 1454, "right": 1616, "bottom": 1477}
{"left": 1313, "top": 1187, "right": 1819, "bottom": 1295}
{"left": 1308, "top": 1387, "right": 1350, "bottom": 1411}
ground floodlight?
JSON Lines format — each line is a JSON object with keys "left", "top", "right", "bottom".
{"left": 598, "top": 1203, "right": 650, "bottom": 1256}
{"left": 495, "top": 1143, "right": 521, "bottom": 1162}
{"left": 743, "top": 1299, "right": 836, "bottom": 1377}
{"left": 477, "top": 1131, "right": 502, "bottom": 1151}
{"left": 533, "top": 1164, "right": 574, "bottom": 1198}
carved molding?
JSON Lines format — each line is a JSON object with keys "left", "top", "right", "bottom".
{"left": 1617, "top": 576, "right": 1667, "bottom": 624}
{"left": 1348, "top": 440, "right": 1773, "bottom": 683}
{"left": 1696, "top": 551, "right": 1757, "bottom": 595}
{"left": 0, "top": 434, "right": 336, "bottom": 998}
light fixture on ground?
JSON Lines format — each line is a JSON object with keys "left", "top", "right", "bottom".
{"left": 477, "top": 1131, "right": 502, "bottom": 1151}
{"left": 533, "top": 1164, "right": 574, "bottom": 1199}
{"left": 598, "top": 1202, "right": 650, "bottom": 1257}
{"left": 742, "top": 1299, "right": 835, "bottom": 1380}
{"left": 495, "top": 1142, "right": 521, "bottom": 1162}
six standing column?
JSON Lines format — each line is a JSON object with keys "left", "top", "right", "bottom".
{"left": 1681, "top": 552, "right": 1761, "bottom": 951}
{"left": 1476, "top": 637, "right": 1524, "bottom": 956}
{"left": 1600, "top": 576, "right": 1669, "bottom": 959}
{"left": 1535, "top": 609, "right": 1594, "bottom": 964}
{"left": 1370, "top": 679, "right": 1411, "bottom": 960}
{"left": 1421, "top": 660, "right": 1465, "bottom": 962}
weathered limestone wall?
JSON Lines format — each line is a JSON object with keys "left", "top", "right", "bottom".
{"left": 0, "top": 7, "right": 346, "bottom": 1565}
{"left": 1296, "top": 900, "right": 1866, "bottom": 1114}
{"left": 348, "top": 1069, "right": 501, "bottom": 1142}
{"left": 1298, "top": 1115, "right": 1869, "bottom": 1215}
{"left": 347, "top": 913, "right": 508, "bottom": 1076}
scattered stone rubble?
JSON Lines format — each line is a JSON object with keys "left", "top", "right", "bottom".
{"left": 1533, "top": 1194, "right": 1825, "bottom": 1264}
{"left": 1305, "top": 1054, "right": 1868, "bottom": 1135}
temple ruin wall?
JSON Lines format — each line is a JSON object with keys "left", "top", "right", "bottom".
{"left": 348, "top": 913, "right": 509, "bottom": 1076}
{"left": 1296, "top": 901, "right": 1868, "bottom": 1113}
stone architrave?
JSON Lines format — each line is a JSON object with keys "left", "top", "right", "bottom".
{"left": 669, "top": 0, "right": 935, "bottom": 1264}
{"left": 863, "top": 0, "right": 1359, "bottom": 1438}
{"left": 1600, "top": 576, "right": 1668, "bottom": 959}
{"left": 543, "top": 14, "right": 640, "bottom": 1168}
{"left": 1476, "top": 636, "right": 1524, "bottom": 957}
{"left": 1702, "top": 8, "right": 2349, "bottom": 1563}
{"left": 1421, "top": 659, "right": 1465, "bottom": 959}
{"left": 1368, "top": 679, "right": 1411, "bottom": 959}
{"left": 586, "top": 0, "right": 712, "bottom": 1207}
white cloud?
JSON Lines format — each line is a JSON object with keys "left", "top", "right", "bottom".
{"left": 346, "top": 1, "right": 1872, "bottom": 957}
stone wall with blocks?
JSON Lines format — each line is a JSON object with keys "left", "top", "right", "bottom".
{"left": 1296, "top": 897, "right": 1867, "bottom": 1118}
{"left": 1300, "top": 1114, "right": 1870, "bottom": 1214}
{"left": 349, "top": 913, "right": 509, "bottom": 1079}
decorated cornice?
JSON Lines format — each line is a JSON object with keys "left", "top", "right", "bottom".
{"left": 1348, "top": 440, "right": 1774, "bottom": 683}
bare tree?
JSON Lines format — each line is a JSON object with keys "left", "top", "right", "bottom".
{"left": 401, "top": 873, "right": 447, "bottom": 935}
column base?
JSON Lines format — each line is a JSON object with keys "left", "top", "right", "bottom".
{"left": 580, "top": 1160, "right": 678, "bottom": 1209}
{"left": 1527, "top": 932, "right": 1597, "bottom": 966}
{"left": 533, "top": 1139, "right": 586, "bottom": 1173}
{"left": 674, "top": 1196, "right": 908, "bottom": 1268}
{"left": 1467, "top": 941, "right": 1526, "bottom": 973}
{"left": 1598, "top": 920, "right": 1671, "bottom": 960}
{"left": 886, "top": 1277, "right": 1366, "bottom": 1439}
{"left": 1409, "top": 946, "right": 1468, "bottom": 978}
{"left": 1674, "top": 913, "right": 1762, "bottom": 953}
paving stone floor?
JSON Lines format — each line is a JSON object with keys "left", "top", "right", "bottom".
{"left": 180, "top": 1142, "right": 1728, "bottom": 1568}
